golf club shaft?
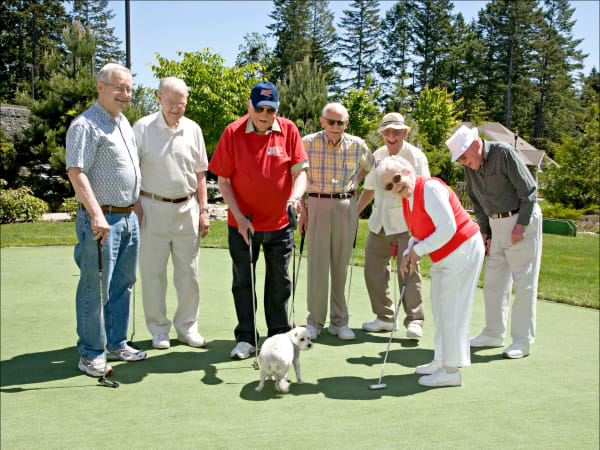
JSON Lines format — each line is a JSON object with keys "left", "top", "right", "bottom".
{"left": 97, "top": 241, "right": 118, "bottom": 387}
{"left": 246, "top": 214, "right": 259, "bottom": 369}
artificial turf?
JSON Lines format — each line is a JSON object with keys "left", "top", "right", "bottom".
{"left": 1, "top": 246, "right": 598, "bottom": 449}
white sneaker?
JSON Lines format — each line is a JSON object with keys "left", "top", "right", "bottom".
{"left": 78, "top": 355, "right": 113, "bottom": 377}
{"left": 470, "top": 332, "right": 504, "bottom": 347}
{"left": 328, "top": 324, "right": 356, "bottom": 340}
{"left": 406, "top": 322, "right": 423, "bottom": 339}
{"left": 362, "top": 318, "right": 396, "bottom": 332}
{"left": 415, "top": 360, "right": 442, "bottom": 375}
{"left": 230, "top": 341, "right": 256, "bottom": 359}
{"left": 306, "top": 324, "right": 320, "bottom": 340}
{"left": 418, "top": 368, "right": 462, "bottom": 387}
{"left": 178, "top": 332, "right": 207, "bottom": 348}
{"left": 106, "top": 343, "right": 147, "bottom": 362}
{"left": 502, "top": 342, "right": 530, "bottom": 359}
{"left": 152, "top": 333, "right": 170, "bottom": 349}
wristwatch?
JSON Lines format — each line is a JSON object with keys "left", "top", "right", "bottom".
{"left": 200, "top": 205, "right": 209, "bottom": 212}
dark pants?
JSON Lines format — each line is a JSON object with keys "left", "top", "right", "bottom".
{"left": 228, "top": 225, "right": 293, "bottom": 345}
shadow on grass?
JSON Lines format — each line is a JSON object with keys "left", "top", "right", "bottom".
{"left": 306, "top": 327, "right": 421, "bottom": 348}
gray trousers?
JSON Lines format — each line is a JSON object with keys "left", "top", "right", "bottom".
{"left": 364, "top": 229, "right": 425, "bottom": 328}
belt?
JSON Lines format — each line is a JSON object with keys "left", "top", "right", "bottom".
{"left": 490, "top": 208, "right": 520, "bottom": 219}
{"left": 79, "top": 204, "right": 134, "bottom": 214}
{"left": 140, "top": 190, "right": 194, "bottom": 204}
{"left": 308, "top": 190, "right": 355, "bottom": 199}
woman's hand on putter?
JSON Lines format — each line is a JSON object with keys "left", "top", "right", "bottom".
{"left": 401, "top": 247, "right": 420, "bottom": 277}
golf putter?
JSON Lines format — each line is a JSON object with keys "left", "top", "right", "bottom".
{"left": 245, "top": 214, "right": 260, "bottom": 371}
{"left": 345, "top": 231, "right": 357, "bottom": 316}
{"left": 287, "top": 204, "right": 299, "bottom": 327}
{"left": 126, "top": 282, "right": 140, "bottom": 350}
{"left": 289, "top": 228, "right": 305, "bottom": 328}
{"left": 369, "top": 242, "right": 409, "bottom": 390}
{"left": 97, "top": 240, "right": 119, "bottom": 388}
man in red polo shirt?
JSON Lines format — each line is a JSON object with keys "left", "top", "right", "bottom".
{"left": 209, "top": 81, "right": 308, "bottom": 360}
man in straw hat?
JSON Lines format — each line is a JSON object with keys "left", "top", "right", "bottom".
{"left": 445, "top": 125, "right": 542, "bottom": 359}
{"left": 357, "top": 113, "right": 429, "bottom": 339}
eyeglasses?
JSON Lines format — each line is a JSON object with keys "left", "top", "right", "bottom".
{"left": 382, "top": 129, "right": 404, "bottom": 137}
{"left": 105, "top": 83, "right": 132, "bottom": 94}
{"left": 384, "top": 174, "right": 403, "bottom": 191}
{"left": 323, "top": 118, "right": 346, "bottom": 126}
{"left": 254, "top": 106, "right": 277, "bottom": 114}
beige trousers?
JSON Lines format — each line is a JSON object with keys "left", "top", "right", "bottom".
{"left": 139, "top": 196, "right": 201, "bottom": 338}
{"left": 364, "top": 230, "right": 425, "bottom": 327}
{"left": 306, "top": 196, "right": 356, "bottom": 329}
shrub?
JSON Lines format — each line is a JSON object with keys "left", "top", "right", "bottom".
{"left": 0, "top": 179, "right": 49, "bottom": 223}
{"left": 541, "top": 203, "right": 583, "bottom": 221}
{"left": 59, "top": 197, "right": 79, "bottom": 219}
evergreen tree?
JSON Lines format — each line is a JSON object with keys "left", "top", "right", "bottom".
{"left": 70, "top": 0, "right": 125, "bottom": 70}
{"left": 235, "top": 32, "right": 273, "bottom": 78}
{"left": 0, "top": 0, "right": 68, "bottom": 102}
{"left": 341, "top": 78, "right": 383, "bottom": 149}
{"left": 277, "top": 56, "right": 328, "bottom": 136}
{"left": 337, "top": 0, "right": 381, "bottom": 90}
{"left": 307, "top": 0, "right": 338, "bottom": 86}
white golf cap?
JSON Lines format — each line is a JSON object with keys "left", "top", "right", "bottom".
{"left": 446, "top": 125, "right": 479, "bottom": 162}
{"left": 378, "top": 112, "right": 410, "bottom": 133}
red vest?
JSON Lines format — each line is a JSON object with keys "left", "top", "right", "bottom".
{"left": 402, "top": 177, "right": 479, "bottom": 262}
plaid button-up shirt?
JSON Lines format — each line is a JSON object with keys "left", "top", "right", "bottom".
{"left": 303, "top": 130, "right": 374, "bottom": 194}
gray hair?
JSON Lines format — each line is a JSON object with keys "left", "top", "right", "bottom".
{"left": 375, "top": 155, "right": 415, "bottom": 190}
{"left": 97, "top": 63, "right": 131, "bottom": 83}
{"left": 322, "top": 102, "right": 349, "bottom": 121}
{"left": 159, "top": 77, "right": 189, "bottom": 96}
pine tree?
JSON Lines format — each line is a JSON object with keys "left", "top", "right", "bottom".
{"left": 70, "top": 0, "right": 125, "bottom": 70}
{"left": 0, "top": 0, "right": 68, "bottom": 101}
{"left": 337, "top": 0, "right": 381, "bottom": 90}
{"left": 307, "top": 0, "right": 338, "bottom": 86}
{"left": 235, "top": 32, "right": 273, "bottom": 78}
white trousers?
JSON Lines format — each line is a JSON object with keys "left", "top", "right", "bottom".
{"left": 139, "top": 196, "right": 201, "bottom": 337}
{"left": 482, "top": 204, "right": 542, "bottom": 344}
{"left": 430, "top": 233, "right": 484, "bottom": 367}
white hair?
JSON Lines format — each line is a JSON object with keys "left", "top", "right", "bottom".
{"left": 97, "top": 63, "right": 131, "bottom": 83}
{"left": 322, "top": 102, "right": 349, "bottom": 121}
{"left": 159, "top": 77, "right": 189, "bottom": 96}
{"left": 375, "top": 155, "right": 415, "bottom": 190}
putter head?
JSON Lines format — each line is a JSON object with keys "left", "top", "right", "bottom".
{"left": 252, "top": 360, "right": 260, "bottom": 370}
{"left": 368, "top": 383, "right": 387, "bottom": 390}
{"left": 98, "top": 377, "right": 119, "bottom": 388}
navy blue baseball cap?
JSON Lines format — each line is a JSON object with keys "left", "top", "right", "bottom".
{"left": 250, "top": 81, "right": 279, "bottom": 109}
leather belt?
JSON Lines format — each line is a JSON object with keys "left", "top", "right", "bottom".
{"left": 79, "top": 204, "right": 134, "bottom": 214}
{"left": 308, "top": 190, "right": 355, "bottom": 199}
{"left": 490, "top": 208, "right": 520, "bottom": 219}
{"left": 140, "top": 190, "right": 194, "bottom": 204}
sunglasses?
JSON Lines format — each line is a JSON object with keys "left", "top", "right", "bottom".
{"left": 323, "top": 117, "right": 346, "bottom": 126}
{"left": 384, "top": 174, "right": 403, "bottom": 191}
{"left": 255, "top": 106, "right": 277, "bottom": 114}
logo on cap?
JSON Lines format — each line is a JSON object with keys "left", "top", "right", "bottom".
{"left": 260, "top": 89, "right": 272, "bottom": 96}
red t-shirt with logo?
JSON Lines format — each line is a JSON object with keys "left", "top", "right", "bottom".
{"left": 209, "top": 115, "right": 308, "bottom": 231}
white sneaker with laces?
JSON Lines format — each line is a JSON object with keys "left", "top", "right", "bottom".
{"left": 178, "top": 332, "right": 206, "bottom": 348}
{"left": 406, "top": 322, "right": 423, "bottom": 339}
{"left": 415, "top": 360, "right": 442, "bottom": 375}
{"left": 328, "top": 324, "right": 356, "bottom": 340}
{"left": 418, "top": 368, "right": 462, "bottom": 387}
{"left": 78, "top": 355, "right": 113, "bottom": 377}
{"left": 470, "top": 332, "right": 504, "bottom": 347}
{"left": 306, "top": 324, "right": 320, "bottom": 340}
{"left": 230, "top": 341, "right": 256, "bottom": 359}
{"left": 106, "top": 343, "right": 147, "bottom": 362}
{"left": 362, "top": 318, "right": 396, "bottom": 332}
{"left": 502, "top": 342, "right": 530, "bottom": 359}
{"left": 152, "top": 333, "right": 170, "bottom": 349}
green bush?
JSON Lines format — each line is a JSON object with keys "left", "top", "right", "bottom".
{"left": 0, "top": 179, "right": 49, "bottom": 223}
{"left": 541, "top": 203, "right": 583, "bottom": 221}
{"left": 59, "top": 196, "right": 79, "bottom": 219}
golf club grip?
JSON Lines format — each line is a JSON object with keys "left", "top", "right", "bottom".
{"left": 299, "top": 229, "right": 306, "bottom": 253}
{"left": 287, "top": 204, "right": 297, "bottom": 230}
{"left": 97, "top": 240, "right": 102, "bottom": 273}
{"left": 245, "top": 214, "right": 253, "bottom": 239}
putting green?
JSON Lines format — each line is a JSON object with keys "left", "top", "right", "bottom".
{"left": 1, "top": 246, "right": 598, "bottom": 449}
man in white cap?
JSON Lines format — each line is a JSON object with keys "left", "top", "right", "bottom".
{"left": 445, "top": 125, "right": 542, "bottom": 359}
{"left": 357, "top": 113, "right": 429, "bottom": 338}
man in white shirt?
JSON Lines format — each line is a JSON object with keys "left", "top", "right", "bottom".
{"left": 133, "top": 77, "right": 210, "bottom": 349}
{"left": 357, "top": 113, "right": 430, "bottom": 338}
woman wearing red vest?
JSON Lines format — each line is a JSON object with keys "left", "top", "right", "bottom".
{"left": 376, "top": 155, "right": 484, "bottom": 387}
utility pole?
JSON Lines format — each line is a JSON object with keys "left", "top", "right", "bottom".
{"left": 125, "top": 0, "right": 131, "bottom": 69}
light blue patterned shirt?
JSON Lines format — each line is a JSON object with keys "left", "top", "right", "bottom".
{"left": 66, "top": 102, "right": 140, "bottom": 206}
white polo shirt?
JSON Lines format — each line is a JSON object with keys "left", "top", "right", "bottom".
{"left": 133, "top": 111, "right": 208, "bottom": 198}
{"left": 364, "top": 141, "right": 430, "bottom": 235}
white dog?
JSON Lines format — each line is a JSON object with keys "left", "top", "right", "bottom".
{"left": 255, "top": 327, "right": 312, "bottom": 393}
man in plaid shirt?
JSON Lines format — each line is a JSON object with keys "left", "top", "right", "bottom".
{"left": 299, "top": 103, "right": 375, "bottom": 341}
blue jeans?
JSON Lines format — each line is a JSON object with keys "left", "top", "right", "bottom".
{"left": 74, "top": 209, "right": 139, "bottom": 358}
{"left": 228, "top": 225, "right": 293, "bottom": 346}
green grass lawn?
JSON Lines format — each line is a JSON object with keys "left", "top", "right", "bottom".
{"left": 2, "top": 219, "right": 598, "bottom": 309}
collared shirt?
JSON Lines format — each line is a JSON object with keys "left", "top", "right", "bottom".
{"left": 245, "top": 117, "right": 282, "bottom": 134}
{"left": 464, "top": 140, "right": 537, "bottom": 235}
{"left": 364, "top": 141, "right": 430, "bottom": 235}
{"left": 303, "top": 130, "right": 374, "bottom": 194}
{"left": 133, "top": 111, "right": 208, "bottom": 198}
{"left": 66, "top": 102, "right": 140, "bottom": 206}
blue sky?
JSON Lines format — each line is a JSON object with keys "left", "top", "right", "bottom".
{"left": 107, "top": 1, "right": 599, "bottom": 89}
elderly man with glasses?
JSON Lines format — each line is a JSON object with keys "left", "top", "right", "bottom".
{"left": 299, "top": 103, "right": 375, "bottom": 341}
{"left": 357, "top": 113, "right": 429, "bottom": 339}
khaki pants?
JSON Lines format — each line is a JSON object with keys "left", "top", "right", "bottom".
{"left": 306, "top": 196, "right": 356, "bottom": 329}
{"left": 363, "top": 229, "right": 425, "bottom": 328}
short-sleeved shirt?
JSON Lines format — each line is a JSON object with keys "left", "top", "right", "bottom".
{"left": 66, "top": 102, "right": 140, "bottom": 206}
{"left": 303, "top": 130, "right": 374, "bottom": 194}
{"left": 464, "top": 140, "right": 537, "bottom": 235}
{"left": 133, "top": 111, "right": 208, "bottom": 198}
{"left": 208, "top": 115, "right": 308, "bottom": 231}
{"left": 364, "top": 141, "right": 430, "bottom": 235}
